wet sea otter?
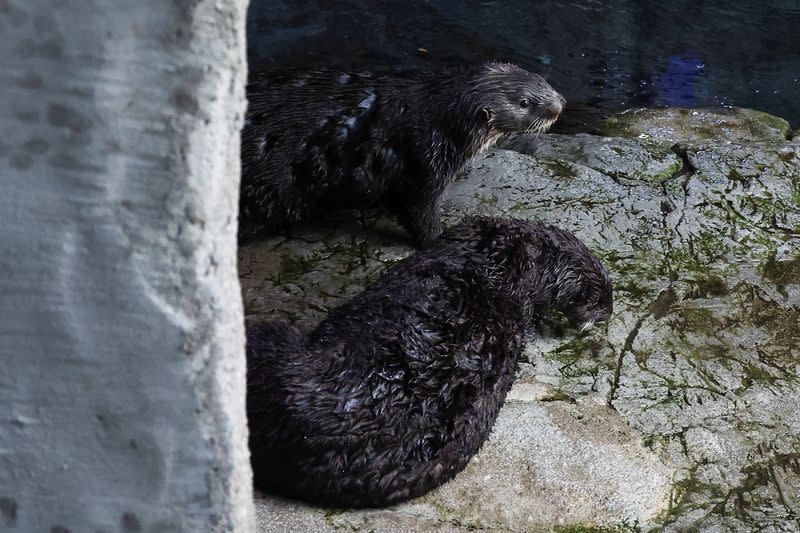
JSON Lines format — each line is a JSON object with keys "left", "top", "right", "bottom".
{"left": 239, "top": 63, "right": 566, "bottom": 244}
{"left": 246, "top": 217, "right": 613, "bottom": 507}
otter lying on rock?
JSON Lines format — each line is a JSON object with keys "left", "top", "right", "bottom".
{"left": 240, "top": 63, "right": 565, "bottom": 245}
{"left": 246, "top": 217, "right": 613, "bottom": 507}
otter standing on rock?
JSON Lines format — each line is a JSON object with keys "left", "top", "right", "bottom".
{"left": 240, "top": 63, "right": 566, "bottom": 244}
{"left": 246, "top": 217, "right": 612, "bottom": 507}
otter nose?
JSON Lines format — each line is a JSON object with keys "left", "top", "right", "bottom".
{"left": 549, "top": 93, "right": 566, "bottom": 118}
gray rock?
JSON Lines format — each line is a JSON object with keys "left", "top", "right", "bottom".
{"left": 414, "top": 394, "right": 672, "bottom": 530}
{"left": 498, "top": 132, "right": 682, "bottom": 183}
{"left": 596, "top": 107, "right": 792, "bottom": 144}
{"left": 239, "top": 214, "right": 413, "bottom": 330}
{"left": 242, "top": 108, "right": 800, "bottom": 531}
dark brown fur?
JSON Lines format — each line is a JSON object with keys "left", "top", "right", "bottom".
{"left": 240, "top": 63, "right": 565, "bottom": 244}
{"left": 246, "top": 217, "right": 612, "bottom": 507}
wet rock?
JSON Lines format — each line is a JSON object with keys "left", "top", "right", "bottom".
{"left": 255, "top": 494, "right": 471, "bottom": 533}
{"left": 596, "top": 107, "right": 792, "bottom": 144}
{"left": 238, "top": 213, "right": 413, "bottom": 330}
{"left": 498, "top": 132, "right": 682, "bottom": 183}
{"left": 242, "top": 107, "right": 800, "bottom": 531}
{"left": 414, "top": 398, "right": 672, "bottom": 530}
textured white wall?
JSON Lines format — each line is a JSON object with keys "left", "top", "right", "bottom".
{"left": 0, "top": 0, "right": 254, "bottom": 531}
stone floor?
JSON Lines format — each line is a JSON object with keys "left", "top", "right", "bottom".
{"left": 240, "top": 108, "right": 800, "bottom": 532}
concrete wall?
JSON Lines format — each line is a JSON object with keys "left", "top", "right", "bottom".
{"left": 0, "top": 1, "right": 254, "bottom": 531}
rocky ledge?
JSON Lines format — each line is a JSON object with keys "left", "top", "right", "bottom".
{"left": 240, "top": 107, "right": 799, "bottom": 532}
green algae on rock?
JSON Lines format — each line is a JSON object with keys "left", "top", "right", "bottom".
{"left": 596, "top": 107, "right": 792, "bottom": 145}
{"left": 498, "top": 133, "right": 683, "bottom": 184}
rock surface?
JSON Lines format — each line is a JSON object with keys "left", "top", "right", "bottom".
{"left": 241, "top": 107, "right": 800, "bottom": 531}
{"left": 594, "top": 107, "right": 792, "bottom": 145}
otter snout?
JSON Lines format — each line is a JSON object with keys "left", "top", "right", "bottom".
{"left": 548, "top": 93, "right": 566, "bottom": 120}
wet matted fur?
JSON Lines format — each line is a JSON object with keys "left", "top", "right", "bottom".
{"left": 246, "top": 217, "right": 612, "bottom": 507}
{"left": 240, "top": 63, "right": 565, "bottom": 245}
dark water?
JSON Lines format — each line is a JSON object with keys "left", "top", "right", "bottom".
{"left": 247, "top": 1, "right": 800, "bottom": 132}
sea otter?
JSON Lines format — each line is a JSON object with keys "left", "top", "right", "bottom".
{"left": 239, "top": 63, "right": 566, "bottom": 244}
{"left": 246, "top": 217, "right": 613, "bottom": 507}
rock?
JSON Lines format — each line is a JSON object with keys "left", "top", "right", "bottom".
{"left": 498, "top": 132, "right": 682, "bottom": 183}
{"left": 413, "top": 398, "right": 672, "bottom": 530}
{"left": 241, "top": 107, "right": 800, "bottom": 531}
{"left": 255, "top": 494, "right": 473, "bottom": 533}
{"left": 238, "top": 213, "right": 413, "bottom": 330}
{"left": 596, "top": 107, "right": 792, "bottom": 145}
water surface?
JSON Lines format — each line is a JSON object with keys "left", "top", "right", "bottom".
{"left": 247, "top": 1, "right": 800, "bottom": 132}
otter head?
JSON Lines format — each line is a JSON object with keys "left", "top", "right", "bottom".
{"left": 474, "top": 62, "right": 566, "bottom": 135}
{"left": 541, "top": 226, "right": 613, "bottom": 328}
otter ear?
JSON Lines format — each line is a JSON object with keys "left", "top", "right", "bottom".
{"left": 481, "top": 108, "right": 495, "bottom": 122}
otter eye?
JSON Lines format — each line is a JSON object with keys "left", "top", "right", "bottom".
{"left": 519, "top": 99, "right": 530, "bottom": 108}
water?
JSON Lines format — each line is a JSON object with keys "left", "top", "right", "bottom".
{"left": 247, "top": 0, "right": 800, "bottom": 133}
